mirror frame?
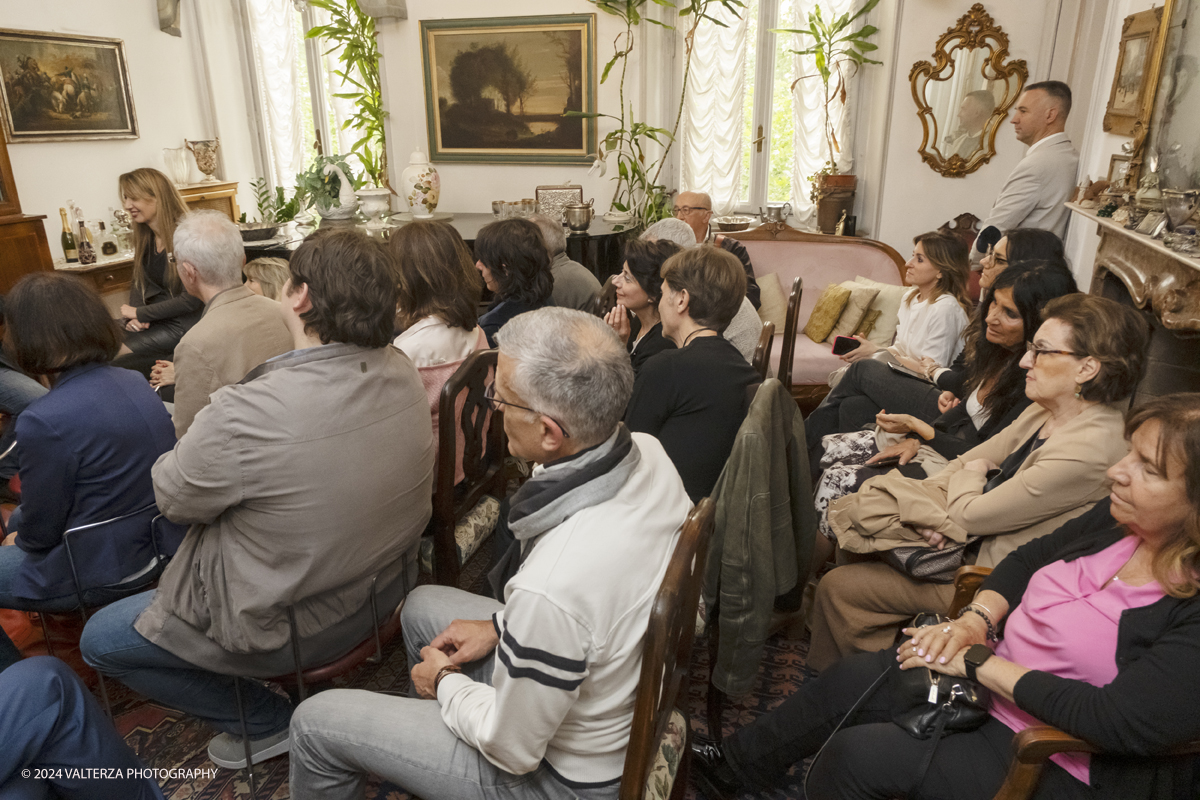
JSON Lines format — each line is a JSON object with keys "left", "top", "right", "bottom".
{"left": 910, "top": 4, "right": 1028, "bottom": 178}
{"left": 1128, "top": 0, "right": 1180, "bottom": 193}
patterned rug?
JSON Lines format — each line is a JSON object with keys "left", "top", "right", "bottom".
{"left": 42, "top": 550, "right": 816, "bottom": 800}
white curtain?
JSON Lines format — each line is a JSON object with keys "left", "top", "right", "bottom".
{"left": 681, "top": 3, "right": 749, "bottom": 216}
{"left": 246, "top": 0, "right": 304, "bottom": 188}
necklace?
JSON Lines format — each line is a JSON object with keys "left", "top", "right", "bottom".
{"left": 683, "top": 327, "right": 717, "bottom": 347}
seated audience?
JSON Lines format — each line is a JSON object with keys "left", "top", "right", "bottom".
{"left": 475, "top": 218, "right": 555, "bottom": 347}
{"left": 693, "top": 393, "right": 1200, "bottom": 800}
{"left": 804, "top": 231, "right": 972, "bottom": 471}
{"left": 0, "top": 657, "right": 165, "bottom": 799}
{"left": 603, "top": 238, "right": 681, "bottom": 373}
{"left": 812, "top": 260, "right": 1080, "bottom": 543}
{"left": 163, "top": 211, "right": 293, "bottom": 438}
{"left": 114, "top": 168, "right": 204, "bottom": 369}
{"left": 0, "top": 297, "right": 47, "bottom": 486}
{"left": 979, "top": 227, "right": 1066, "bottom": 292}
{"left": 626, "top": 245, "right": 760, "bottom": 502}
{"left": 391, "top": 220, "right": 488, "bottom": 484}
{"left": 530, "top": 214, "right": 601, "bottom": 311}
{"left": 289, "top": 307, "right": 692, "bottom": 800}
{"left": 0, "top": 273, "right": 175, "bottom": 663}
{"left": 808, "top": 294, "right": 1149, "bottom": 671}
{"left": 81, "top": 230, "right": 435, "bottom": 769}
{"left": 673, "top": 190, "right": 761, "bottom": 309}
{"left": 242, "top": 256, "right": 291, "bottom": 300}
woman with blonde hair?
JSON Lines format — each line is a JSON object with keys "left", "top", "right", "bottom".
{"left": 115, "top": 168, "right": 203, "bottom": 363}
{"left": 242, "top": 257, "right": 290, "bottom": 301}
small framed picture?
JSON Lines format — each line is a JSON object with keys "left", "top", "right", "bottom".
{"left": 1108, "top": 154, "right": 1133, "bottom": 188}
{"left": 1135, "top": 210, "right": 1167, "bottom": 237}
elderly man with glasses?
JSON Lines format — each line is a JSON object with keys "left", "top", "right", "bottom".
{"left": 289, "top": 307, "right": 692, "bottom": 800}
{"left": 673, "top": 191, "right": 760, "bottom": 309}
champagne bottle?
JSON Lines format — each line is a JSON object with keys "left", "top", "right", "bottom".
{"left": 77, "top": 220, "right": 96, "bottom": 265}
{"left": 60, "top": 208, "right": 78, "bottom": 263}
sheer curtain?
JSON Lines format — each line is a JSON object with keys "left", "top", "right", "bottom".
{"left": 681, "top": 3, "right": 749, "bottom": 216}
{"left": 246, "top": 0, "right": 304, "bottom": 187}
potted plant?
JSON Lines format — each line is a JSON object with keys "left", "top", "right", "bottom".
{"left": 296, "top": 155, "right": 361, "bottom": 220}
{"left": 778, "top": 0, "right": 881, "bottom": 233}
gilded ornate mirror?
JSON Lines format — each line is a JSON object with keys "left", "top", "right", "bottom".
{"left": 910, "top": 4, "right": 1028, "bottom": 177}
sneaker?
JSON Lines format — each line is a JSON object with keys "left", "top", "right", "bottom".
{"left": 207, "top": 729, "right": 291, "bottom": 769}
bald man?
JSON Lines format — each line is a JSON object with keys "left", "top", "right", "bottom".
{"left": 672, "top": 191, "right": 760, "bottom": 309}
{"left": 976, "top": 81, "right": 1079, "bottom": 250}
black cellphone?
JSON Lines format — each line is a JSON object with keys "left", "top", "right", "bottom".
{"left": 831, "top": 335, "right": 861, "bottom": 356}
{"left": 872, "top": 454, "right": 903, "bottom": 468}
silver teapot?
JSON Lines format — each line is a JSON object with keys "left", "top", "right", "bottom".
{"left": 762, "top": 202, "right": 793, "bottom": 223}
{"left": 564, "top": 199, "right": 595, "bottom": 232}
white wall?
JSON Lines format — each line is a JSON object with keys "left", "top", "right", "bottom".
{"left": 1, "top": 0, "right": 258, "bottom": 259}
{"left": 376, "top": 0, "right": 658, "bottom": 215}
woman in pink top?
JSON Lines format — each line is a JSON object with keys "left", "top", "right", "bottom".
{"left": 690, "top": 394, "right": 1200, "bottom": 800}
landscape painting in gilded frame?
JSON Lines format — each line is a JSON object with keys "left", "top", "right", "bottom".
{"left": 0, "top": 28, "right": 138, "bottom": 142}
{"left": 421, "top": 15, "right": 596, "bottom": 164}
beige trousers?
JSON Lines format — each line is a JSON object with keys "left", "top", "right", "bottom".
{"left": 807, "top": 561, "right": 956, "bottom": 672}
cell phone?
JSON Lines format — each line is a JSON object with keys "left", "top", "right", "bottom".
{"left": 831, "top": 335, "right": 861, "bottom": 356}
{"left": 871, "top": 454, "right": 903, "bottom": 468}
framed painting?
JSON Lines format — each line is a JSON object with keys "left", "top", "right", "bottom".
{"left": 1103, "top": 7, "right": 1163, "bottom": 136}
{"left": 1107, "top": 154, "right": 1132, "bottom": 188}
{"left": 420, "top": 15, "right": 596, "bottom": 164}
{"left": 0, "top": 29, "right": 138, "bottom": 142}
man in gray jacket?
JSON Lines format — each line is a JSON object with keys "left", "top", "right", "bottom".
{"left": 82, "top": 229, "right": 435, "bottom": 770}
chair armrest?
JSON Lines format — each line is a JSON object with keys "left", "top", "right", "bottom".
{"left": 947, "top": 566, "right": 993, "bottom": 618}
{"left": 1012, "top": 726, "right": 1098, "bottom": 763}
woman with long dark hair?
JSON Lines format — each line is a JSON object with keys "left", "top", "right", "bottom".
{"left": 474, "top": 218, "right": 554, "bottom": 347}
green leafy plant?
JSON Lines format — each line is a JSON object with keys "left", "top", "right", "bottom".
{"left": 295, "top": 154, "right": 360, "bottom": 210}
{"left": 777, "top": 0, "right": 882, "bottom": 175}
{"left": 575, "top": 0, "right": 744, "bottom": 227}
{"left": 305, "top": 0, "right": 389, "bottom": 189}
{"left": 250, "top": 178, "right": 301, "bottom": 224}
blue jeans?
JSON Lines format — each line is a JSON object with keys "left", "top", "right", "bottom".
{"left": 0, "top": 367, "right": 48, "bottom": 481}
{"left": 79, "top": 591, "right": 293, "bottom": 738}
{"left": 0, "top": 657, "right": 165, "bottom": 800}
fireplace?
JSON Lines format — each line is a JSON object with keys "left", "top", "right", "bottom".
{"left": 1069, "top": 203, "right": 1200, "bottom": 402}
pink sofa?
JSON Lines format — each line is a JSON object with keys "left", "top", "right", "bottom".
{"left": 726, "top": 225, "right": 906, "bottom": 407}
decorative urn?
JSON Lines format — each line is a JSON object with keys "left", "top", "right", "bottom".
{"left": 400, "top": 150, "right": 440, "bottom": 218}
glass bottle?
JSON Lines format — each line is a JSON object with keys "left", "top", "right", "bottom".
{"left": 98, "top": 222, "right": 119, "bottom": 256}
{"left": 59, "top": 208, "right": 78, "bottom": 263}
{"left": 77, "top": 220, "right": 97, "bottom": 265}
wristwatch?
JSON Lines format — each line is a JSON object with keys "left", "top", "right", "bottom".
{"left": 964, "top": 644, "right": 994, "bottom": 682}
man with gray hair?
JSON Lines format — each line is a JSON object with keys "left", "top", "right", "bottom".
{"left": 530, "top": 214, "right": 602, "bottom": 311}
{"left": 167, "top": 210, "right": 292, "bottom": 436}
{"left": 289, "top": 307, "right": 692, "bottom": 800}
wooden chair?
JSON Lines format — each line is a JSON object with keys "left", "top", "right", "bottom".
{"left": 946, "top": 566, "right": 1200, "bottom": 800}
{"left": 430, "top": 349, "right": 508, "bottom": 587}
{"left": 775, "top": 277, "right": 803, "bottom": 390}
{"left": 619, "top": 497, "right": 716, "bottom": 800}
{"left": 751, "top": 321, "right": 775, "bottom": 381}
{"left": 593, "top": 275, "right": 619, "bottom": 317}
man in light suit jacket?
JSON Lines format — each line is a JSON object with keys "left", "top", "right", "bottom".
{"left": 976, "top": 81, "right": 1079, "bottom": 255}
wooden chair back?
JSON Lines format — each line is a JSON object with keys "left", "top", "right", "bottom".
{"left": 594, "top": 275, "right": 619, "bottom": 317}
{"left": 619, "top": 497, "right": 716, "bottom": 800}
{"left": 432, "top": 349, "right": 507, "bottom": 586}
{"left": 751, "top": 321, "right": 775, "bottom": 381}
{"left": 776, "top": 277, "right": 803, "bottom": 389}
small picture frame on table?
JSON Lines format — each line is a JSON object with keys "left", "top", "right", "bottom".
{"left": 1135, "top": 210, "right": 1167, "bottom": 237}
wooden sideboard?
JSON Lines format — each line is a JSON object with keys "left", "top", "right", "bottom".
{"left": 0, "top": 134, "right": 54, "bottom": 293}
{"left": 180, "top": 181, "right": 240, "bottom": 221}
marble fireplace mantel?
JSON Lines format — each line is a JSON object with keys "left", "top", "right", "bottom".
{"left": 1068, "top": 202, "right": 1200, "bottom": 332}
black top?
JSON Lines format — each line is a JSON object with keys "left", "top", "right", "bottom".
{"left": 628, "top": 321, "right": 675, "bottom": 375}
{"left": 130, "top": 245, "right": 204, "bottom": 324}
{"left": 924, "top": 394, "right": 1032, "bottom": 460}
{"left": 625, "top": 336, "right": 759, "bottom": 502}
{"left": 478, "top": 298, "right": 549, "bottom": 348}
{"left": 984, "top": 499, "right": 1200, "bottom": 800}
{"left": 715, "top": 235, "right": 760, "bottom": 310}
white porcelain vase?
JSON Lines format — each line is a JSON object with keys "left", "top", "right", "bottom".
{"left": 357, "top": 187, "right": 392, "bottom": 228}
{"left": 316, "top": 163, "right": 359, "bottom": 220}
{"left": 400, "top": 150, "right": 440, "bottom": 218}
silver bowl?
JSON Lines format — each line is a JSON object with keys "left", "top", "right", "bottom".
{"left": 714, "top": 215, "right": 754, "bottom": 232}
{"left": 239, "top": 222, "right": 281, "bottom": 241}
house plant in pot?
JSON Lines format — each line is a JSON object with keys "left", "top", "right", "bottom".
{"left": 296, "top": 155, "right": 361, "bottom": 221}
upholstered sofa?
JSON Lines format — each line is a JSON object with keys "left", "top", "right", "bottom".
{"left": 726, "top": 224, "right": 907, "bottom": 408}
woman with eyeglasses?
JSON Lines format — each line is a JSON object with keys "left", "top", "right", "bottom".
{"left": 603, "top": 238, "right": 681, "bottom": 374}
{"left": 805, "top": 293, "right": 1149, "bottom": 671}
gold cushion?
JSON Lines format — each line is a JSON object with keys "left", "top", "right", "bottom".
{"left": 853, "top": 277, "right": 908, "bottom": 346}
{"left": 803, "top": 283, "right": 852, "bottom": 343}
{"left": 854, "top": 308, "right": 882, "bottom": 339}
{"left": 755, "top": 273, "right": 788, "bottom": 331}
{"left": 826, "top": 280, "right": 880, "bottom": 342}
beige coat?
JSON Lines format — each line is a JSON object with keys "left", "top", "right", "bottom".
{"left": 171, "top": 285, "right": 293, "bottom": 438}
{"left": 136, "top": 343, "right": 434, "bottom": 672}
{"left": 830, "top": 401, "right": 1128, "bottom": 568}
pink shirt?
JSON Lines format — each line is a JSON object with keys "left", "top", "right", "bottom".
{"left": 989, "top": 536, "right": 1164, "bottom": 785}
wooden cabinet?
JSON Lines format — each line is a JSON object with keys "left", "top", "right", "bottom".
{"left": 180, "top": 181, "right": 240, "bottom": 222}
{"left": 0, "top": 134, "right": 54, "bottom": 293}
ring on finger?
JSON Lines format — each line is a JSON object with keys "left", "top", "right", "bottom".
{"left": 942, "top": 625, "right": 952, "bottom": 633}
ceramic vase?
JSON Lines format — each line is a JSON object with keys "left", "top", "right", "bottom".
{"left": 400, "top": 150, "right": 440, "bottom": 219}
{"left": 357, "top": 187, "right": 392, "bottom": 228}
{"left": 185, "top": 139, "right": 220, "bottom": 183}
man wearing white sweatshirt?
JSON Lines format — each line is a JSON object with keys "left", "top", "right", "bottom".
{"left": 289, "top": 308, "right": 693, "bottom": 800}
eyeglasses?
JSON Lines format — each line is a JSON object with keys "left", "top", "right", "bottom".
{"left": 672, "top": 206, "right": 710, "bottom": 217}
{"left": 1025, "top": 343, "right": 1084, "bottom": 363}
{"left": 484, "top": 382, "right": 572, "bottom": 438}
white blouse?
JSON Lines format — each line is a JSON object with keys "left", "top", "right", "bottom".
{"left": 892, "top": 290, "right": 969, "bottom": 368}
{"left": 393, "top": 316, "right": 481, "bottom": 368}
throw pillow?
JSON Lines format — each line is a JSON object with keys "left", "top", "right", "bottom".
{"left": 854, "top": 276, "right": 908, "bottom": 346}
{"left": 854, "top": 309, "right": 882, "bottom": 339}
{"left": 826, "top": 281, "right": 880, "bottom": 342}
{"left": 755, "top": 273, "right": 788, "bottom": 331}
{"left": 803, "top": 283, "right": 852, "bottom": 343}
